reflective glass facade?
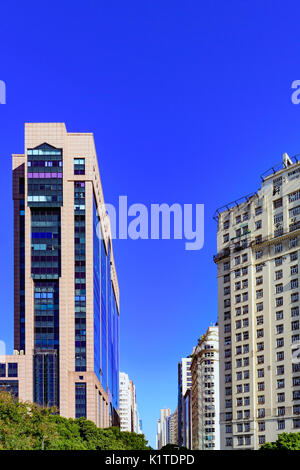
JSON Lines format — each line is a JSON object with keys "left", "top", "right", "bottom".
{"left": 75, "top": 382, "right": 86, "bottom": 418}
{"left": 28, "top": 143, "right": 62, "bottom": 409}
{"left": 93, "top": 198, "right": 101, "bottom": 381}
{"left": 74, "top": 182, "right": 86, "bottom": 371}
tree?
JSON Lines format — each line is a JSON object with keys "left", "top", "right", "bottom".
{"left": 0, "top": 391, "right": 150, "bottom": 450}
{"left": 260, "top": 433, "right": 300, "bottom": 450}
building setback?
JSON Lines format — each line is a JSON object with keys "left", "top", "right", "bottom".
{"left": 191, "top": 326, "right": 220, "bottom": 449}
{"left": 215, "top": 153, "right": 300, "bottom": 449}
{"left": 0, "top": 123, "right": 120, "bottom": 427}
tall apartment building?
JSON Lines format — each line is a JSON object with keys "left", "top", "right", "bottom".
{"left": 177, "top": 357, "right": 192, "bottom": 445}
{"left": 0, "top": 123, "right": 120, "bottom": 427}
{"left": 166, "top": 409, "right": 178, "bottom": 445}
{"left": 119, "top": 372, "right": 132, "bottom": 432}
{"left": 156, "top": 408, "right": 171, "bottom": 449}
{"left": 214, "top": 153, "right": 300, "bottom": 449}
{"left": 119, "top": 372, "right": 143, "bottom": 434}
{"left": 191, "top": 326, "right": 220, "bottom": 449}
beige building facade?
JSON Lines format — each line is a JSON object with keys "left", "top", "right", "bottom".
{"left": 215, "top": 153, "right": 300, "bottom": 449}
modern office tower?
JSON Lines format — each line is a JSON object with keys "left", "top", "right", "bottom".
{"left": 191, "top": 326, "right": 220, "bottom": 450}
{"left": 119, "top": 372, "right": 132, "bottom": 432}
{"left": 0, "top": 123, "right": 120, "bottom": 427}
{"left": 177, "top": 357, "right": 192, "bottom": 445}
{"left": 214, "top": 153, "right": 300, "bottom": 449}
{"left": 156, "top": 408, "right": 171, "bottom": 449}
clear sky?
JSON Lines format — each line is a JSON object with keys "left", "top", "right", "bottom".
{"left": 1, "top": 0, "right": 300, "bottom": 448}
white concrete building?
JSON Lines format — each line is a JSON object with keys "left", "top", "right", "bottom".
{"left": 191, "top": 326, "right": 220, "bottom": 449}
{"left": 215, "top": 153, "right": 300, "bottom": 449}
{"left": 156, "top": 408, "right": 171, "bottom": 449}
{"left": 119, "top": 372, "right": 132, "bottom": 432}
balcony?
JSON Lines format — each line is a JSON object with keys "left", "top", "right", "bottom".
{"left": 213, "top": 247, "right": 230, "bottom": 263}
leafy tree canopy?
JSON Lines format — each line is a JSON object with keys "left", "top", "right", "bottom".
{"left": 0, "top": 391, "right": 150, "bottom": 450}
{"left": 260, "top": 433, "right": 300, "bottom": 450}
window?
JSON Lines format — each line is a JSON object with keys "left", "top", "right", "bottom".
{"left": 277, "top": 379, "right": 285, "bottom": 389}
{"left": 257, "top": 315, "right": 264, "bottom": 325}
{"left": 256, "top": 220, "right": 262, "bottom": 230}
{"left": 273, "top": 198, "right": 283, "bottom": 209}
{"left": 277, "top": 407, "right": 285, "bottom": 416}
{"left": 291, "top": 265, "right": 299, "bottom": 276}
{"left": 259, "top": 435, "right": 266, "bottom": 445}
{"left": 256, "top": 276, "right": 263, "bottom": 285}
{"left": 275, "top": 257, "right": 283, "bottom": 266}
{"left": 291, "top": 292, "right": 299, "bottom": 303}
{"left": 224, "top": 274, "right": 230, "bottom": 283}
{"left": 277, "top": 351, "right": 284, "bottom": 361}
{"left": 278, "top": 420, "right": 285, "bottom": 430}
{"left": 258, "top": 369, "right": 264, "bottom": 378}
{"left": 274, "top": 243, "right": 282, "bottom": 254}
{"left": 290, "top": 237, "right": 298, "bottom": 248}
{"left": 257, "top": 289, "right": 263, "bottom": 299}
{"left": 291, "top": 251, "right": 298, "bottom": 262}
{"left": 256, "top": 264, "right": 263, "bottom": 272}
{"left": 292, "top": 307, "right": 299, "bottom": 317}
{"left": 255, "top": 206, "right": 262, "bottom": 216}
{"left": 224, "top": 261, "right": 230, "bottom": 271}
{"left": 74, "top": 158, "right": 85, "bottom": 175}
{"left": 291, "top": 279, "right": 299, "bottom": 289}
{"left": 257, "top": 355, "right": 264, "bottom": 364}
{"left": 75, "top": 382, "right": 87, "bottom": 418}
{"left": 292, "top": 321, "right": 299, "bottom": 331}
{"left": 276, "top": 324, "right": 284, "bottom": 334}
{"left": 277, "top": 338, "right": 284, "bottom": 348}
{"left": 257, "top": 303, "right": 263, "bottom": 312}
{"left": 256, "top": 251, "right": 263, "bottom": 259}
{"left": 276, "top": 311, "right": 283, "bottom": 320}
{"left": 277, "top": 365, "right": 284, "bottom": 375}
{"left": 289, "top": 190, "right": 300, "bottom": 203}
{"left": 258, "top": 422, "right": 265, "bottom": 432}
{"left": 276, "top": 297, "right": 283, "bottom": 307}
{"left": 0, "top": 364, "right": 5, "bottom": 377}
{"left": 257, "top": 329, "right": 264, "bottom": 338}
{"left": 223, "top": 233, "right": 230, "bottom": 243}
{"left": 236, "top": 215, "right": 241, "bottom": 224}
{"left": 8, "top": 363, "right": 18, "bottom": 378}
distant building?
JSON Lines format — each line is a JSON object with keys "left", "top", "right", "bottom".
{"left": 119, "top": 372, "right": 132, "bottom": 432}
{"left": 177, "top": 357, "right": 192, "bottom": 445}
{"left": 191, "top": 325, "right": 220, "bottom": 449}
{"left": 119, "top": 372, "right": 142, "bottom": 434}
{"left": 156, "top": 408, "right": 171, "bottom": 449}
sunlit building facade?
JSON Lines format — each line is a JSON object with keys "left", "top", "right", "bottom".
{"left": 215, "top": 153, "right": 300, "bottom": 448}
{"left": 0, "top": 123, "right": 120, "bottom": 427}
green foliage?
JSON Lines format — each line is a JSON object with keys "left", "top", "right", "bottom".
{"left": 260, "top": 432, "right": 300, "bottom": 450}
{"left": 0, "top": 391, "right": 150, "bottom": 450}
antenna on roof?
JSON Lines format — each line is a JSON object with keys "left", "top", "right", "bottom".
{"left": 283, "top": 153, "right": 293, "bottom": 167}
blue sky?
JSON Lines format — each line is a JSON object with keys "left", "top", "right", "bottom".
{"left": 1, "top": 0, "right": 300, "bottom": 448}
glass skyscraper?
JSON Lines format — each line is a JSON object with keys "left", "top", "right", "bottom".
{"left": 0, "top": 123, "right": 120, "bottom": 427}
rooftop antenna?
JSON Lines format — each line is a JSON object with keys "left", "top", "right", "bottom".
{"left": 283, "top": 153, "right": 293, "bottom": 167}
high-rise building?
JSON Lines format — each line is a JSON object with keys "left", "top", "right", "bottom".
{"left": 156, "top": 408, "right": 171, "bottom": 449}
{"left": 119, "top": 372, "right": 143, "bottom": 434}
{"left": 177, "top": 357, "right": 192, "bottom": 445}
{"left": 0, "top": 123, "right": 120, "bottom": 427}
{"left": 119, "top": 372, "right": 132, "bottom": 432}
{"left": 190, "top": 325, "right": 220, "bottom": 449}
{"left": 182, "top": 388, "right": 192, "bottom": 449}
{"left": 214, "top": 153, "right": 300, "bottom": 449}
{"left": 166, "top": 409, "right": 178, "bottom": 445}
